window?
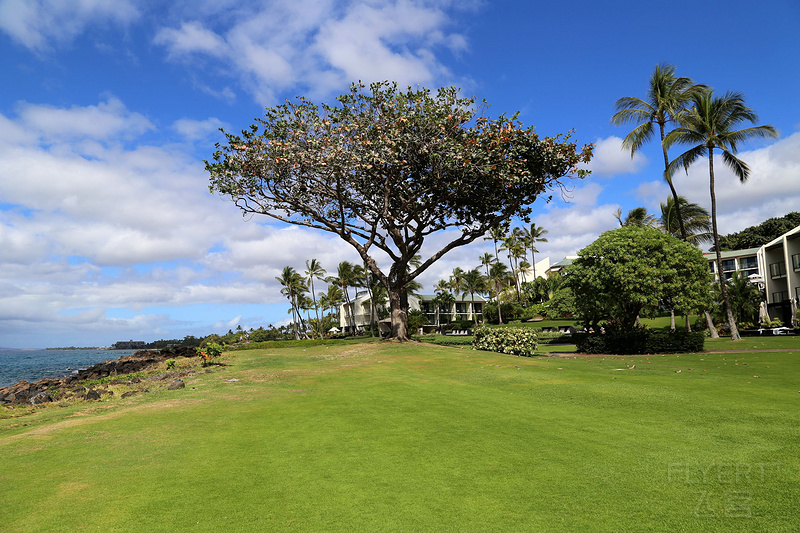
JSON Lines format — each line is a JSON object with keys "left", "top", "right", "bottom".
{"left": 772, "top": 290, "right": 789, "bottom": 302}
{"left": 739, "top": 256, "right": 757, "bottom": 270}
{"left": 769, "top": 262, "right": 787, "bottom": 279}
{"left": 793, "top": 253, "right": 800, "bottom": 271}
{"left": 721, "top": 259, "right": 736, "bottom": 272}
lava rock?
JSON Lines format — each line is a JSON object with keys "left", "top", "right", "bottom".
{"left": 167, "top": 379, "right": 185, "bottom": 390}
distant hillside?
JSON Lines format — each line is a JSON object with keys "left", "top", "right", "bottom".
{"left": 718, "top": 212, "right": 800, "bottom": 251}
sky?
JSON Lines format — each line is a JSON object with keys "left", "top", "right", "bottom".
{"left": 1, "top": 0, "right": 798, "bottom": 348}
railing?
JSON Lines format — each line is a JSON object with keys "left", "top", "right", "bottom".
{"left": 739, "top": 257, "right": 758, "bottom": 270}
{"left": 772, "top": 290, "right": 789, "bottom": 302}
{"left": 769, "top": 262, "right": 787, "bottom": 279}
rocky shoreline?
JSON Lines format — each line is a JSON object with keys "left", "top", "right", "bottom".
{"left": 0, "top": 346, "right": 198, "bottom": 406}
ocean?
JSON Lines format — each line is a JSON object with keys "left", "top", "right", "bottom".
{"left": 0, "top": 349, "right": 137, "bottom": 388}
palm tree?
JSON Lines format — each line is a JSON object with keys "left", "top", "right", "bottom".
{"left": 612, "top": 64, "right": 706, "bottom": 241}
{"left": 659, "top": 195, "right": 712, "bottom": 246}
{"left": 276, "top": 266, "right": 308, "bottom": 340}
{"left": 462, "top": 268, "right": 487, "bottom": 325}
{"left": 488, "top": 261, "right": 511, "bottom": 324}
{"left": 327, "top": 261, "right": 361, "bottom": 332}
{"left": 321, "top": 284, "right": 344, "bottom": 322}
{"left": 484, "top": 223, "right": 508, "bottom": 267}
{"left": 500, "top": 228, "right": 526, "bottom": 300}
{"left": 614, "top": 206, "right": 657, "bottom": 227}
{"left": 478, "top": 252, "right": 495, "bottom": 281}
{"left": 521, "top": 223, "right": 548, "bottom": 280}
{"left": 666, "top": 89, "right": 778, "bottom": 340}
{"left": 305, "top": 259, "right": 326, "bottom": 337}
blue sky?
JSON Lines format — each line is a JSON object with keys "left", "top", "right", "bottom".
{"left": 1, "top": 0, "right": 798, "bottom": 348}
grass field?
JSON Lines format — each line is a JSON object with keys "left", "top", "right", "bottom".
{"left": 1, "top": 339, "right": 799, "bottom": 532}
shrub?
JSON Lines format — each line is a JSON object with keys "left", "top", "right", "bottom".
{"left": 574, "top": 325, "right": 704, "bottom": 354}
{"left": 472, "top": 326, "right": 538, "bottom": 357}
{"left": 759, "top": 318, "right": 783, "bottom": 328}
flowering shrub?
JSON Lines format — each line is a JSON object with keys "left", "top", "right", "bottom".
{"left": 472, "top": 326, "right": 538, "bottom": 357}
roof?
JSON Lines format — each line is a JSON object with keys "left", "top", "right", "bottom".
{"left": 415, "top": 294, "right": 486, "bottom": 303}
{"left": 702, "top": 247, "right": 759, "bottom": 260}
{"left": 549, "top": 257, "right": 576, "bottom": 268}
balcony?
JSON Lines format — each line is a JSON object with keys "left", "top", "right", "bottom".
{"left": 739, "top": 257, "right": 758, "bottom": 270}
{"left": 772, "top": 290, "right": 789, "bottom": 303}
{"left": 769, "top": 262, "right": 787, "bottom": 279}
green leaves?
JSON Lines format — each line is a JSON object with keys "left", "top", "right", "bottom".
{"left": 564, "top": 226, "right": 711, "bottom": 331}
{"left": 207, "top": 81, "right": 592, "bottom": 338}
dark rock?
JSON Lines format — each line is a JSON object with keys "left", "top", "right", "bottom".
{"left": 120, "top": 391, "right": 139, "bottom": 399}
{"left": 167, "top": 379, "right": 185, "bottom": 390}
{"left": 84, "top": 389, "right": 101, "bottom": 401}
{"left": 30, "top": 391, "right": 52, "bottom": 404}
{"left": 159, "top": 345, "right": 197, "bottom": 358}
{"left": 151, "top": 372, "right": 176, "bottom": 381}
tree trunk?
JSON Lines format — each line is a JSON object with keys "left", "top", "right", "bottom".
{"left": 660, "top": 123, "right": 687, "bottom": 241}
{"left": 708, "top": 150, "right": 741, "bottom": 340}
{"left": 685, "top": 314, "right": 691, "bottom": 332}
{"left": 496, "top": 290, "right": 504, "bottom": 325}
{"left": 705, "top": 310, "right": 719, "bottom": 338}
{"left": 387, "top": 285, "right": 410, "bottom": 341}
{"left": 670, "top": 308, "right": 676, "bottom": 331}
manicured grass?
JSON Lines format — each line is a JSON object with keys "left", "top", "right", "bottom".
{"left": 1, "top": 341, "right": 798, "bottom": 532}
{"left": 706, "top": 335, "right": 800, "bottom": 351}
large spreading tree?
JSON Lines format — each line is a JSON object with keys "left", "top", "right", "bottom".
{"left": 207, "top": 82, "right": 592, "bottom": 340}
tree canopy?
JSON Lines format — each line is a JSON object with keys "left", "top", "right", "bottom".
{"left": 563, "top": 226, "right": 711, "bottom": 332}
{"left": 207, "top": 81, "right": 592, "bottom": 340}
{"left": 717, "top": 212, "right": 800, "bottom": 251}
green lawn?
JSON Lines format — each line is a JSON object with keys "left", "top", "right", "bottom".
{"left": 1, "top": 340, "right": 798, "bottom": 532}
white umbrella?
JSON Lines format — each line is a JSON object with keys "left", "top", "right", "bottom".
{"left": 758, "top": 301, "right": 769, "bottom": 323}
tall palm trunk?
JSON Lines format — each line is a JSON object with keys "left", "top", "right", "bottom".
{"left": 709, "top": 149, "right": 740, "bottom": 340}
{"left": 660, "top": 123, "right": 687, "bottom": 241}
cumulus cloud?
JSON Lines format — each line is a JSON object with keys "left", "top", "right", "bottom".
{"left": 15, "top": 97, "right": 154, "bottom": 142}
{"left": 0, "top": 0, "right": 139, "bottom": 53}
{"left": 585, "top": 136, "right": 647, "bottom": 177}
{"left": 153, "top": 0, "right": 473, "bottom": 104}
{"left": 662, "top": 132, "right": 800, "bottom": 234}
{"left": 172, "top": 117, "right": 228, "bottom": 143}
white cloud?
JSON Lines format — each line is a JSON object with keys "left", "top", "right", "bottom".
{"left": 670, "top": 132, "right": 800, "bottom": 234}
{"left": 15, "top": 97, "right": 154, "bottom": 142}
{"left": 585, "top": 136, "right": 647, "bottom": 177}
{"left": 172, "top": 117, "right": 228, "bottom": 143}
{"left": 154, "top": 0, "right": 473, "bottom": 104}
{"left": 153, "top": 21, "right": 229, "bottom": 59}
{"left": 0, "top": 0, "right": 139, "bottom": 53}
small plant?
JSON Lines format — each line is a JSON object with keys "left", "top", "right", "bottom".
{"left": 198, "top": 342, "right": 224, "bottom": 366}
{"left": 166, "top": 359, "right": 177, "bottom": 370}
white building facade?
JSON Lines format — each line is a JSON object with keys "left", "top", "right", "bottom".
{"left": 339, "top": 291, "right": 487, "bottom": 334}
{"left": 704, "top": 225, "right": 800, "bottom": 327}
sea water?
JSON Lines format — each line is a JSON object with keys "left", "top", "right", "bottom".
{"left": 0, "top": 349, "right": 136, "bottom": 388}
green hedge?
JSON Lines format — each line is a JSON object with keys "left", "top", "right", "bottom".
{"left": 574, "top": 329, "right": 705, "bottom": 354}
{"left": 472, "top": 326, "right": 538, "bottom": 357}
